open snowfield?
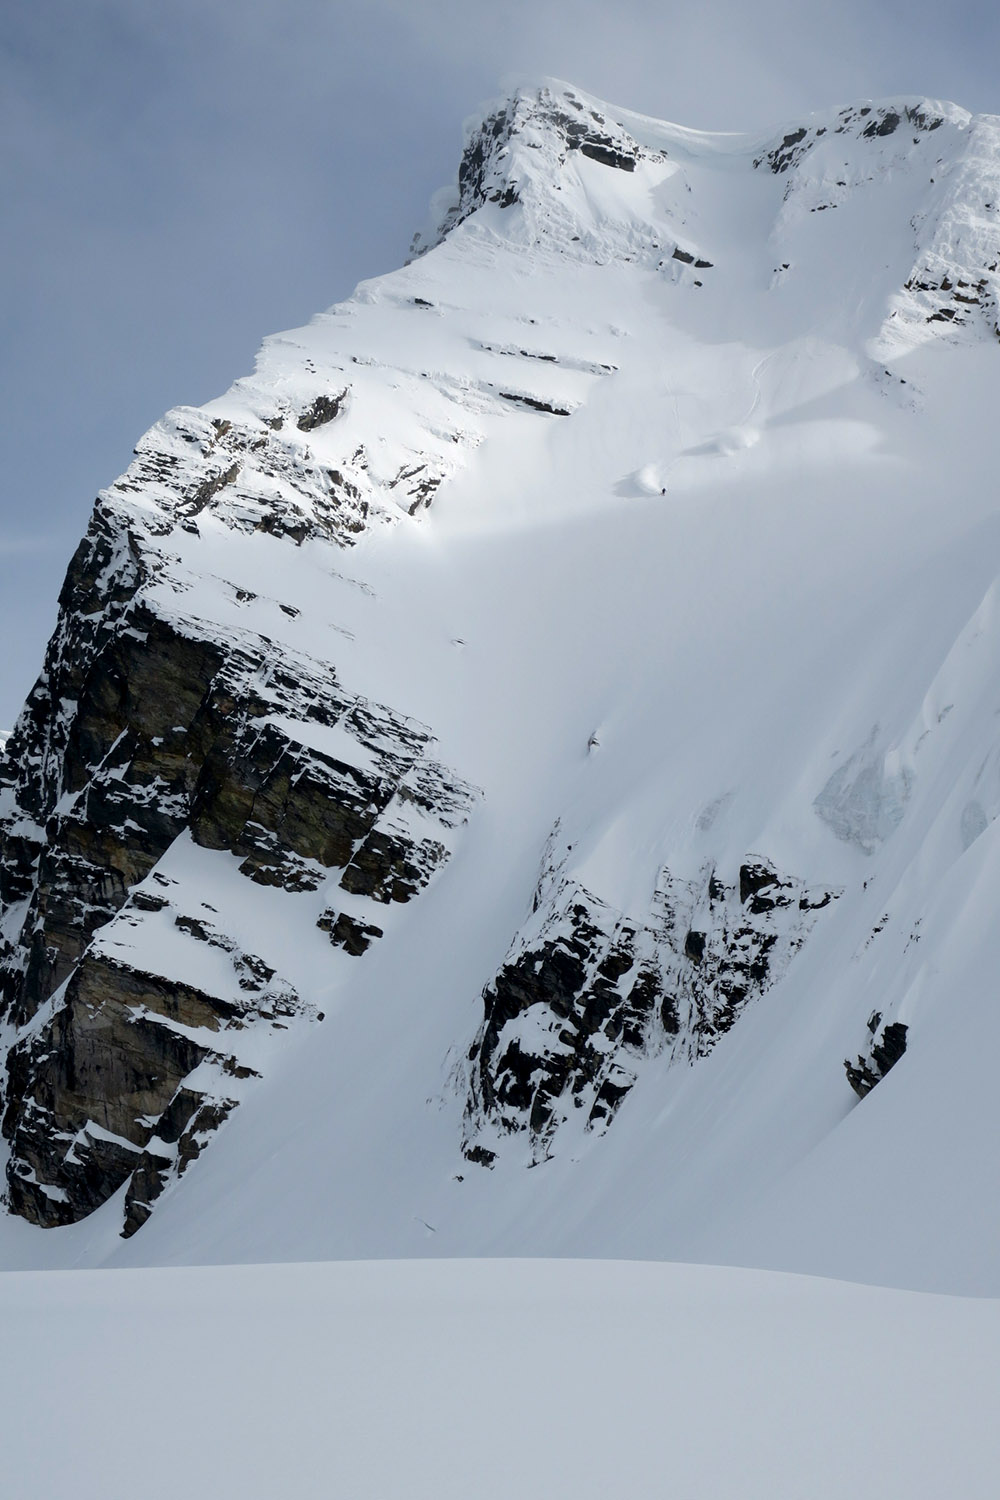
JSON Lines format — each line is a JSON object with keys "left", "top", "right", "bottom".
{"left": 1, "top": 1256, "right": 996, "bottom": 1500}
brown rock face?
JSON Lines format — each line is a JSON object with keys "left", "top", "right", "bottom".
{"left": 4, "top": 956, "right": 217, "bottom": 1226}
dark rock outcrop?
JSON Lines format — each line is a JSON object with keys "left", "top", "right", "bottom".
{"left": 845, "top": 1011, "right": 909, "bottom": 1098}
{"left": 464, "top": 850, "right": 839, "bottom": 1163}
{"left": 296, "top": 390, "right": 347, "bottom": 432}
{"left": 753, "top": 102, "right": 944, "bottom": 176}
{"left": 317, "top": 911, "right": 384, "bottom": 956}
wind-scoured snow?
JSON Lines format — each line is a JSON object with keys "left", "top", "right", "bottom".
{"left": 2, "top": 79, "right": 1000, "bottom": 1298}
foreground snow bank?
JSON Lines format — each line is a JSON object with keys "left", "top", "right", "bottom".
{"left": 0, "top": 1257, "right": 995, "bottom": 1499}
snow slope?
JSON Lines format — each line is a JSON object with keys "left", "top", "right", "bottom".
{"left": 2, "top": 80, "right": 1000, "bottom": 1294}
{"left": 1, "top": 1257, "right": 996, "bottom": 1500}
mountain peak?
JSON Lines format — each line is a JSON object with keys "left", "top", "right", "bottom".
{"left": 407, "top": 80, "right": 1000, "bottom": 359}
{"left": 3, "top": 78, "right": 1000, "bottom": 1297}
{"left": 409, "top": 79, "right": 662, "bottom": 258}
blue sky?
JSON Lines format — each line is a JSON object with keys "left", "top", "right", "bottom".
{"left": 2, "top": 0, "right": 998, "bottom": 722}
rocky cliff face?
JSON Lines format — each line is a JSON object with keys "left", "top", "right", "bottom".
{"left": 0, "top": 388, "right": 477, "bottom": 1231}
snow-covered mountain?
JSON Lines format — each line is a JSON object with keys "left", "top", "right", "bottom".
{"left": 2, "top": 78, "right": 1000, "bottom": 1296}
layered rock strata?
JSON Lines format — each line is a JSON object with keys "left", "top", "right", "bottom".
{"left": 0, "top": 385, "right": 477, "bottom": 1232}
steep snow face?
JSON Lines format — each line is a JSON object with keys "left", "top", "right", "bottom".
{"left": 3, "top": 80, "right": 1000, "bottom": 1288}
